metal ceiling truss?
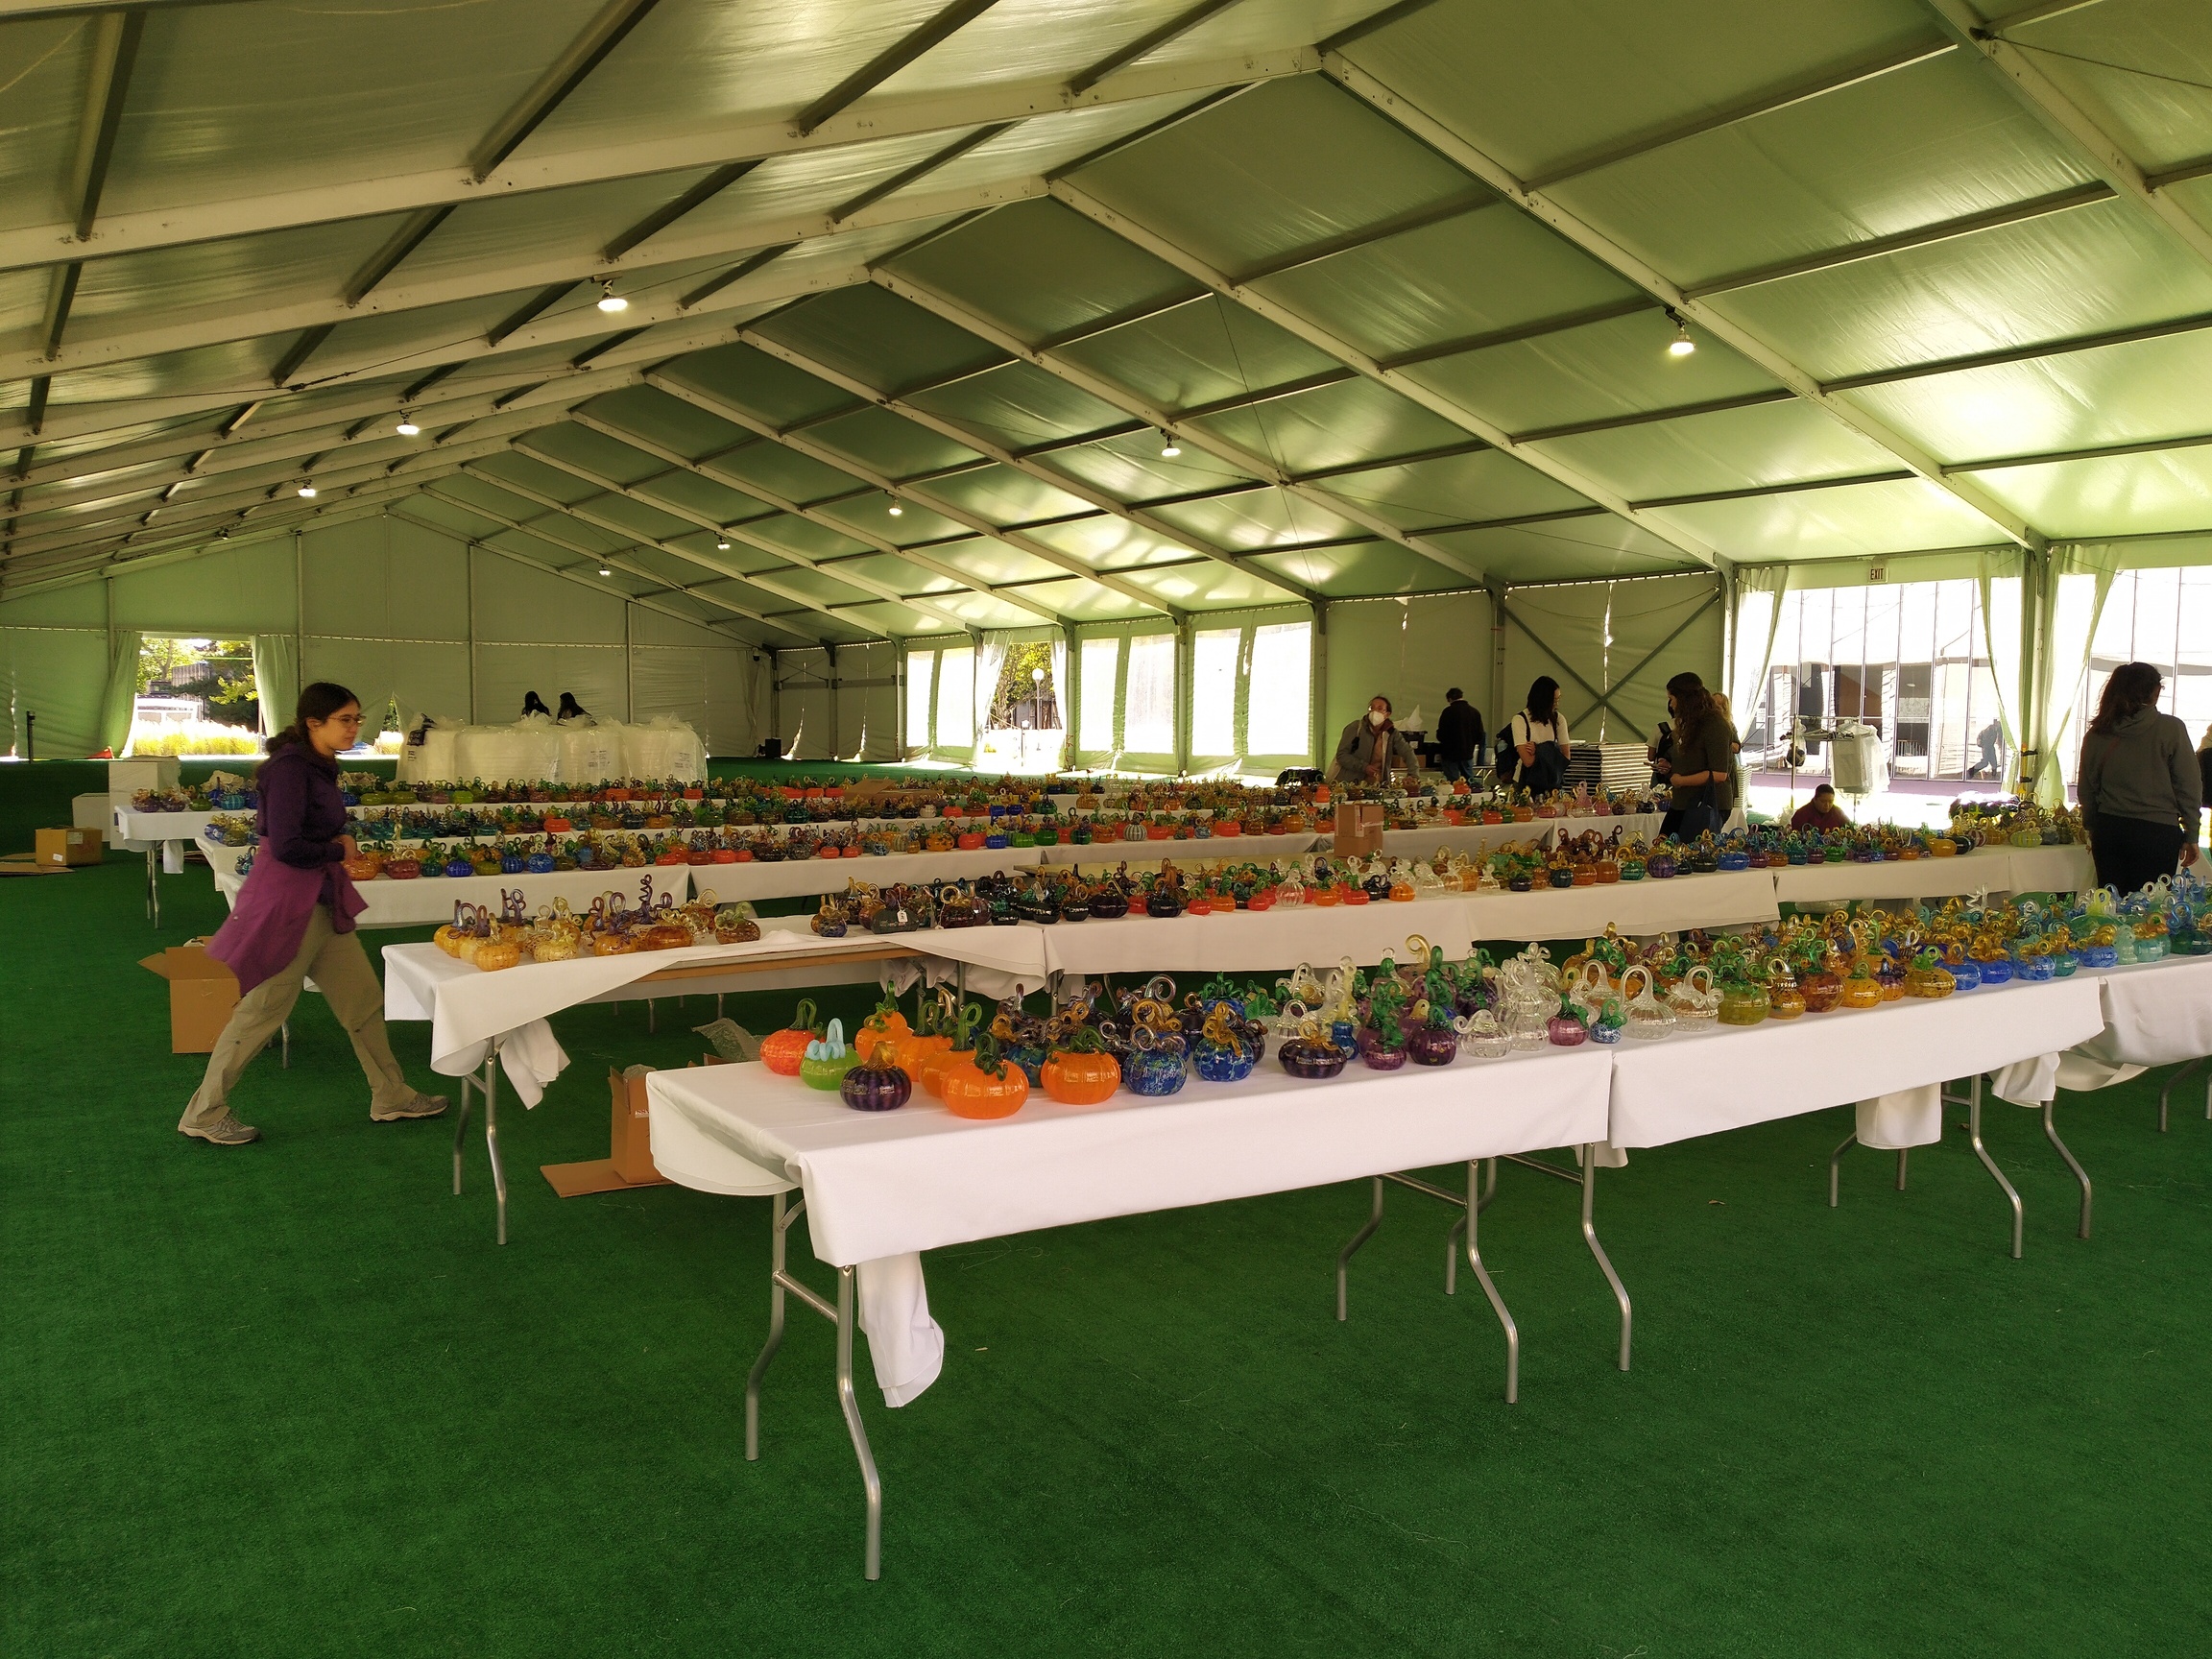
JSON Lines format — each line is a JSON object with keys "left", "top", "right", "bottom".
{"left": 1320, "top": 52, "right": 2050, "bottom": 553}
{"left": 1043, "top": 182, "right": 1719, "bottom": 572}
{"left": 563, "top": 409, "right": 1070, "bottom": 628}
{"left": 866, "top": 270, "right": 1475, "bottom": 589}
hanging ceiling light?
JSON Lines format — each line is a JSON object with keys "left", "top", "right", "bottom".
{"left": 715, "top": 537, "right": 731, "bottom": 550}
{"left": 296, "top": 483, "right": 317, "bottom": 498}
{"left": 596, "top": 281, "right": 629, "bottom": 314}
{"left": 1666, "top": 310, "right": 1695, "bottom": 357}
{"left": 395, "top": 415, "right": 420, "bottom": 436}
{"left": 1159, "top": 432, "right": 1182, "bottom": 458}
{"left": 887, "top": 500, "right": 903, "bottom": 517}
{"left": 599, "top": 563, "right": 613, "bottom": 576}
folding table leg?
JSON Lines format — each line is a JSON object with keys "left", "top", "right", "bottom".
{"left": 145, "top": 847, "right": 159, "bottom": 926}
{"left": 1461, "top": 1160, "right": 1519, "bottom": 1405}
{"left": 745, "top": 1191, "right": 794, "bottom": 1459}
{"left": 2042, "top": 1100, "right": 2092, "bottom": 1239}
{"left": 482, "top": 1059, "right": 508, "bottom": 1246}
{"left": 1580, "top": 1149, "right": 1632, "bottom": 1373}
{"left": 1959, "top": 1075, "right": 2024, "bottom": 1260}
{"left": 452, "top": 1071, "right": 473, "bottom": 1195}
{"left": 1334, "top": 1178, "right": 1384, "bottom": 1321}
{"left": 2158, "top": 1056, "right": 2204, "bottom": 1133}
{"left": 1827, "top": 1131, "right": 1856, "bottom": 1207}
{"left": 836, "top": 1266, "right": 883, "bottom": 1582}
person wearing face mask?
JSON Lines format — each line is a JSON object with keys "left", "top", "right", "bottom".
{"left": 1332, "top": 695, "right": 1421, "bottom": 785}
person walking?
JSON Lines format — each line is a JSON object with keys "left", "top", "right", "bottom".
{"left": 1968, "top": 717, "right": 2003, "bottom": 780}
{"left": 179, "top": 682, "right": 448, "bottom": 1145}
{"left": 1331, "top": 694, "right": 1421, "bottom": 785}
{"left": 2077, "top": 662, "right": 2200, "bottom": 895}
{"left": 1434, "top": 687, "right": 1484, "bottom": 788}
{"left": 1503, "top": 678, "right": 1572, "bottom": 793}
{"left": 1650, "top": 670, "right": 1737, "bottom": 839}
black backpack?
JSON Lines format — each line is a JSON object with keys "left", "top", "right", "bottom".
{"left": 1493, "top": 727, "right": 1518, "bottom": 783}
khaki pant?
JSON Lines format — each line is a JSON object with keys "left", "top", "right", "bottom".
{"left": 181, "top": 905, "right": 413, "bottom": 1130}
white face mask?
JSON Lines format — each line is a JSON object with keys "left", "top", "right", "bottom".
{"left": 1368, "top": 709, "right": 1386, "bottom": 727}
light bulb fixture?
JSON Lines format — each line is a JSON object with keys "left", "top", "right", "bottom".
{"left": 1159, "top": 432, "right": 1181, "bottom": 458}
{"left": 297, "top": 484, "right": 317, "bottom": 498}
{"left": 1665, "top": 310, "right": 1695, "bottom": 357}
{"left": 395, "top": 416, "right": 420, "bottom": 436}
{"left": 715, "top": 537, "right": 731, "bottom": 550}
{"left": 598, "top": 563, "right": 613, "bottom": 576}
{"left": 887, "top": 500, "right": 903, "bottom": 517}
{"left": 596, "top": 281, "right": 629, "bottom": 314}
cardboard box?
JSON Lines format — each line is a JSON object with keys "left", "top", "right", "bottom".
{"left": 140, "top": 941, "right": 239, "bottom": 1053}
{"left": 608, "top": 1066, "right": 664, "bottom": 1186}
{"left": 108, "top": 757, "right": 181, "bottom": 793}
{"left": 35, "top": 827, "right": 105, "bottom": 867}
{"left": 1333, "top": 802, "right": 1385, "bottom": 858}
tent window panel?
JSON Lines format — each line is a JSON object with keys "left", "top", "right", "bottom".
{"left": 905, "top": 651, "right": 935, "bottom": 750}
{"left": 1078, "top": 637, "right": 1118, "bottom": 753}
{"left": 1190, "top": 629, "right": 1239, "bottom": 757}
{"left": 1123, "top": 634, "right": 1176, "bottom": 753}
{"left": 1245, "top": 622, "right": 1310, "bottom": 757}
{"left": 936, "top": 647, "right": 974, "bottom": 749}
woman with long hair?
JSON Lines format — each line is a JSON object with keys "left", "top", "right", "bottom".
{"left": 2077, "top": 661, "right": 2200, "bottom": 895}
{"left": 1506, "top": 676, "right": 1572, "bottom": 791}
{"left": 179, "top": 683, "right": 447, "bottom": 1144}
{"left": 1652, "top": 670, "right": 1737, "bottom": 838}
{"left": 1330, "top": 693, "right": 1420, "bottom": 784}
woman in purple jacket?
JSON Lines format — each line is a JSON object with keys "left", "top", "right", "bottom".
{"left": 180, "top": 683, "right": 446, "bottom": 1145}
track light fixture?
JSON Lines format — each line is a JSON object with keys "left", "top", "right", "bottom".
{"left": 596, "top": 281, "right": 629, "bottom": 314}
{"left": 1665, "top": 310, "right": 1695, "bottom": 357}
{"left": 395, "top": 416, "right": 420, "bottom": 436}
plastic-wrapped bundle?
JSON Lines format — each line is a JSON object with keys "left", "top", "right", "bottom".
{"left": 398, "top": 714, "right": 465, "bottom": 783}
{"left": 623, "top": 714, "right": 705, "bottom": 782}
{"left": 556, "top": 719, "right": 624, "bottom": 785}
{"left": 457, "top": 715, "right": 563, "bottom": 783}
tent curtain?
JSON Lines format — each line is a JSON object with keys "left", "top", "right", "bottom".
{"left": 1728, "top": 567, "right": 1790, "bottom": 726}
{"left": 974, "top": 632, "right": 1009, "bottom": 739}
{"left": 1049, "top": 632, "right": 1070, "bottom": 770}
{"left": 2032, "top": 545, "right": 2122, "bottom": 806}
{"left": 252, "top": 634, "right": 300, "bottom": 737}
{"left": 100, "top": 629, "right": 141, "bottom": 757}
{"left": 1977, "top": 551, "right": 2029, "bottom": 793}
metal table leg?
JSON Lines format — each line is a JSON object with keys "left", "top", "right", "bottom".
{"left": 1334, "top": 1178, "right": 1384, "bottom": 1321}
{"left": 1956, "top": 1075, "right": 2024, "bottom": 1260}
{"left": 2158, "top": 1056, "right": 2204, "bottom": 1133}
{"left": 1579, "top": 1148, "right": 1632, "bottom": 1373}
{"left": 745, "top": 1191, "right": 882, "bottom": 1579}
{"left": 451, "top": 1054, "right": 508, "bottom": 1244}
{"left": 1459, "top": 1159, "right": 1519, "bottom": 1404}
{"left": 145, "top": 845, "right": 159, "bottom": 926}
{"left": 2042, "top": 1100, "right": 2092, "bottom": 1239}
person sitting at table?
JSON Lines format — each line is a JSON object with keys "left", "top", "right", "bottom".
{"left": 2078, "top": 661, "right": 2201, "bottom": 895}
{"left": 1331, "top": 694, "right": 1421, "bottom": 785}
{"left": 1790, "top": 782, "right": 1849, "bottom": 832}
{"left": 178, "top": 682, "right": 448, "bottom": 1146}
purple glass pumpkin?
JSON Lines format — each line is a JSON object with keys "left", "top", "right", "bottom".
{"left": 1280, "top": 1035, "right": 1346, "bottom": 1079}
{"left": 1407, "top": 1025, "right": 1458, "bottom": 1067}
{"left": 1546, "top": 1013, "right": 1589, "bottom": 1046}
{"left": 840, "top": 1061, "right": 912, "bottom": 1113}
{"left": 1358, "top": 1033, "right": 1408, "bottom": 1070}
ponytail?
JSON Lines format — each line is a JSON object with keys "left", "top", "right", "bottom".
{"left": 270, "top": 681, "right": 360, "bottom": 753}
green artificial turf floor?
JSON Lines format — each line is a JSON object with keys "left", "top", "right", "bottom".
{"left": 5, "top": 859, "right": 2210, "bottom": 1657}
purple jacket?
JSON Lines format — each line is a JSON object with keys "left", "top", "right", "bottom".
{"left": 207, "top": 742, "right": 365, "bottom": 995}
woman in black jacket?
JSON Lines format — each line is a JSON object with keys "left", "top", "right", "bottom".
{"left": 2078, "top": 662, "right": 2201, "bottom": 894}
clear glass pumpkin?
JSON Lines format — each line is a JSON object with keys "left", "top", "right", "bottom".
{"left": 1622, "top": 966, "right": 1677, "bottom": 1041}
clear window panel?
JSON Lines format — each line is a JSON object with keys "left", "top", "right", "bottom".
{"left": 1190, "top": 629, "right": 1240, "bottom": 756}
{"left": 1245, "top": 621, "right": 1310, "bottom": 756}
{"left": 904, "top": 651, "right": 934, "bottom": 748}
{"left": 936, "top": 647, "right": 974, "bottom": 748}
{"left": 1123, "top": 634, "right": 1176, "bottom": 753}
{"left": 1079, "top": 637, "right": 1118, "bottom": 752}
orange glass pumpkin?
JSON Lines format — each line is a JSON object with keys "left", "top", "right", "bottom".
{"left": 943, "top": 1038, "right": 1030, "bottom": 1120}
{"left": 760, "top": 998, "right": 824, "bottom": 1076}
{"left": 854, "top": 999, "right": 912, "bottom": 1064}
{"left": 917, "top": 1003, "right": 984, "bottom": 1098}
{"left": 1041, "top": 1028, "right": 1120, "bottom": 1105}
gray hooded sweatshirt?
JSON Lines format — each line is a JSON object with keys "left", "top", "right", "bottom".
{"left": 2078, "top": 707, "right": 2201, "bottom": 834}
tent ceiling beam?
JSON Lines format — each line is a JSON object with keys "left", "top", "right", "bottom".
{"left": 1, "top": 496, "right": 401, "bottom": 598}
{"left": 428, "top": 522, "right": 763, "bottom": 650}
{"left": 469, "top": 0, "right": 663, "bottom": 182}
{"left": 1943, "top": 426, "right": 2212, "bottom": 475}
{"left": 1046, "top": 183, "right": 1708, "bottom": 574}
{"left": 868, "top": 269, "right": 1471, "bottom": 590}
{"left": 645, "top": 367, "right": 1194, "bottom": 619}
{"left": 1066, "top": 0, "right": 1249, "bottom": 96}
{"left": 1923, "top": 0, "right": 2212, "bottom": 274}
{"left": 0, "top": 48, "right": 1317, "bottom": 275}
{"left": 450, "top": 464, "right": 836, "bottom": 644}
{"left": 1375, "top": 296, "right": 1659, "bottom": 371}
{"left": 792, "top": 0, "right": 1000, "bottom": 136}
{"left": 1821, "top": 307, "right": 2212, "bottom": 393}
{"left": 494, "top": 445, "right": 901, "bottom": 637}
{"left": 564, "top": 408, "right": 1068, "bottom": 628}
{"left": 1323, "top": 52, "right": 2048, "bottom": 554}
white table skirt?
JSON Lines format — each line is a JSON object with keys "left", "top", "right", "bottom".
{"left": 1770, "top": 848, "right": 2013, "bottom": 904}
{"left": 1030, "top": 896, "right": 1470, "bottom": 976}
{"left": 1994, "top": 956, "right": 2212, "bottom": 1101}
{"left": 667, "top": 845, "right": 1046, "bottom": 902}
{"left": 219, "top": 861, "right": 688, "bottom": 929}
{"left": 1463, "top": 871, "right": 1780, "bottom": 943}
{"left": 2005, "top": 845, "right": 2098, "bottom": 892}
{"left": 1606, "top": 975, "right": 2106, "bottom": 1149}
{"left": 112, "top": 807, "right": 217, "bottom": 847}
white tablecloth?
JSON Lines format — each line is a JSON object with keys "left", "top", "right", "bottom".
{"left": 112, "top": 807, "right": 217, "bottom": 848}
{"left": 1993, "top": 955, "right": 2212, "bottom": 1100}
{"left": 1769, "top": 848, "right": 2013, "bottom": 904}
{"left": 648, "top": 1042, "right": 1613, "bottom": 1404}
{"left": 1606, "top": 976, "right": 2106, "bottom": 1149}
{"left": 663, "top": 845, "right": 1046, "bottom": 902}
{"left": 1036, "top": 832, "right": 1320, "bottom": 865}
{"left": 219, "top": 861, "right": 689, "bottom": 929}
{"left": 1028, "top": 896, "right": 1470, "bottom": 976}
{"left": 2004, "top": 844, "right": 2098, "bottom": 892}
{"left": 1462, "top": 872, "right": 1779, "bottom": 943}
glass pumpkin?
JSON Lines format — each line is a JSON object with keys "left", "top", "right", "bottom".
{"left": 760, "top": 999, "right": 824, "bottom": 1076}
{"left": 941, "top": 1041, "right": 1030, "bottom": 1120}
{"left": 1041, "top": 1034, "right": 1120, "bottom": 1105}
{"left": 799, "top": 1020, "right": 859, "bottom": 1091}
{"left": 1280, "top": 1020, "right": 1348, "bottom": 1079}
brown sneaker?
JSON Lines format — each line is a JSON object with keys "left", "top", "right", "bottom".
{"left": 180, "top": 1111, "right": 261, "bottom": 1145}
{"left": 373, "top": 1093, "right": 449, "bottom": 1122}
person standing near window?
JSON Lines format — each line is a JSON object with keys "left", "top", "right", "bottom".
{"left": 1434, "top": 687, "right": 1484, "bottom": 788}
{"left": 1331, "top": 694, "right": 1421, "bottom": 785}
{"left": 179, "top": 682, "right": 448, "bottom": 1145}
{"left": 2078, "top": 661, "right": 2201, "bottom": 894}
{"left": 1650, "top": 671, "right": 1737, "bottom": 839}
{"left": 1505, "top": 678, "right": 1572, "bottom": 792}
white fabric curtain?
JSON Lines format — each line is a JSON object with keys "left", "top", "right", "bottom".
{"left": 101, "top": 629, "right": 141, "bottom": 757}
{"left": 1978, "top": 551, "right": 2029, "bottom": 792}
{"left": 1049, "top": 633, "right": 1070, "bottom": 770}
{"left": 974, "top": 632, "right": 1009, "bottom": 738}
{"left": 1728, "top": 566, "right": 1790, "bottom": 733}
{"left": 2032, "top": 544, "right": 2122, "bottom": 805}
{"left": 252, "top": 633, "right": 300, "bottom": 737}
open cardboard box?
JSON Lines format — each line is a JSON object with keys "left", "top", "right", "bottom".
{"left": 140, "top": 940, "right": 238, "bottom": 1053}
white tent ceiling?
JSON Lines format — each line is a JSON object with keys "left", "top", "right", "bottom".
{"left": 4, "top": 0, "right": 2211, "bottom": 644}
